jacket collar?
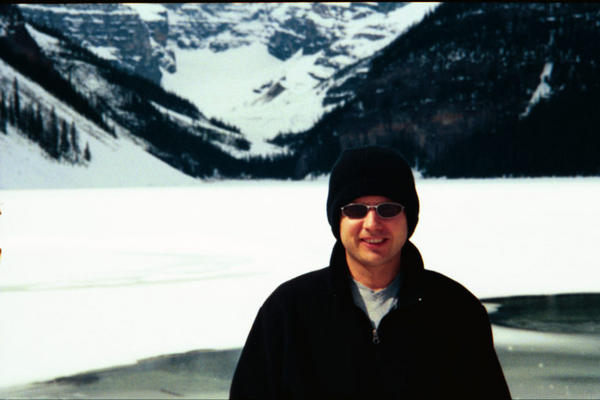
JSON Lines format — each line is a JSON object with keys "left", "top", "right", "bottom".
{"left": 328, "top": 240, "right": 425, "bottom": 308}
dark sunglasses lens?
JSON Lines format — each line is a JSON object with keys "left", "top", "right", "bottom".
{"left": 342, "top": 204, "right": 368, "bottom": 219}
{"left": 377, "top": 203, "right": 403, "bottom": 218}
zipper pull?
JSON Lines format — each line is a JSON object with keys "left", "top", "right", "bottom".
{"left": 372, "top": 328, "right": 380, "bottom": 344}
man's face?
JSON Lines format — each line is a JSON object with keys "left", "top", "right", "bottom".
{"left": 339, "top": 195, "right": 408, "bottom": 272}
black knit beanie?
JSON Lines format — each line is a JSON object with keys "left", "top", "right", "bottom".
{"left": 326, "top": 146, "right": 419, "bottom": 240}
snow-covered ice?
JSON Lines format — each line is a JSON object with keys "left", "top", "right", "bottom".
{"left": 0, "top": 177, "right": 599, "bottom": 388}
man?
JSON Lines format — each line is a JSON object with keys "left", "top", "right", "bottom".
{"left": 230, "top": 146, "right": 511, "bottom": 399}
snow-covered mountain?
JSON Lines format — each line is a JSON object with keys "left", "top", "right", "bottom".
{"left": 276, "top": 2, "right": 600, "bottom": 178}
{"left": 6, "top": 3, "right": 596, "bottom": 187}
{"left": 17, "top": 3, "right": 439, "bottom": 153}
{"left": 0, "top": 4, "right": 249, "bottom": 188}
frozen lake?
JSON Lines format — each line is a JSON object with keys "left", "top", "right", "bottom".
{"left": 1, "top": 177, "right": 599, "bottom": 396}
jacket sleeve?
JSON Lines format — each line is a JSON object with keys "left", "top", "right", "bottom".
{"left": 465, "top": 303, "right": 512, "bottom": 399}
{"left": 229, "top": 301, "right": 284, "bottom": 400}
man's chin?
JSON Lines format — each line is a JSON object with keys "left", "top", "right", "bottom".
{"left": 357, "top": 256, "right": 391, "bottom": 270}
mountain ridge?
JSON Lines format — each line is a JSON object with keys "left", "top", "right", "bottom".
{"left": 2, "top": 3, "right": 599, "bottom": 188}
{"left": 275, "top": 2, "right": 600, "bottom": 178}
{"left": 17, "top": 3, "right": 438, "bottom": 151}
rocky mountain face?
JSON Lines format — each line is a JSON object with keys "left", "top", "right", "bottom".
{"left": 18, "top": 3, "right": 409, "bottom": 85}
{"left": 17, "top": 4, "right": 167, "bottom": 83}
{"left": 278, "top": 2, "right": 600, "bottom": 178}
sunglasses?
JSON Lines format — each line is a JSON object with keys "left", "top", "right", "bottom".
{"left": 340, "top": 202, "right": 405, "bottom": 219}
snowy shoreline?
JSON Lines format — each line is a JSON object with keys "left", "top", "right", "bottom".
{"left": 2, "top": 308, "right": 599, "bottom": 399}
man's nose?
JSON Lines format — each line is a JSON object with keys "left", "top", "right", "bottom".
{"left": 362, "top": 208, "right": 381, "bottom": 228}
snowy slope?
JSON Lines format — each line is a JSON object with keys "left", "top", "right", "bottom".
{"left": 0, "top": 58, "right": 197, "bottom": 189}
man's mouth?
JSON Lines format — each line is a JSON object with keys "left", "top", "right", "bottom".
{"left": 362, "top": 238, "right": 386, "bottom": 244}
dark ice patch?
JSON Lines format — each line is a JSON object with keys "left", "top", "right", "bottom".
{"left": 0, "top": 349, "right": 243, "bottom": 399}
{"left": 51, "top": 373, "right": 100, "bottom": 385}
{"left": 551, "top": 375, "right": 600, "bottom": 384}
{"left": 135, "top": 348, "right": 242, "bottom": 378}
{"left": 482, "top": 293, "right": 600, "bottom": 334}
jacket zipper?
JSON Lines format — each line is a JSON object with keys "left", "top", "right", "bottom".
{"left": 372, "top": 327, "right": 380, "bottom": 344}
{"left": 370, "top": 297, "right": 422, "bottom": 345}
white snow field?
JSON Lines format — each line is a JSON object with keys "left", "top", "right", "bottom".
{"left": 0, "top": 177, "right": 599, "bottom": 389}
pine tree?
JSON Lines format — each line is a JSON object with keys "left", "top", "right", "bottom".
{"left": 0, "top": 90, "right": 6, "bottom": 134}
{"left": 21, "top": 102, "right": 34, "bottom": 139}
{"left": 59, "top": 119, "right": 71, "bottom": 159}
{"left": 12, "top": 78, "right": 20, "bottom": 125}
{"left": 70, "top": 121, "right": 80, "bottom": 160}
{"left": 7, "top": 98, "right": 14, "bottom": 127}
{"left": 32, "top": 102, "right": 43, "bottom": 142}
{"left": 84, "top": 142, "right": 91, "bottom": 162}
{"left": 46, "top": 107, "right": 60, "bottom": 159}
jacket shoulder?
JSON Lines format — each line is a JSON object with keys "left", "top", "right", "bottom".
{"left": 421, "top": 269, "right": 484, "bottom": 309}
{"left": 263, "top": 267, "right": 331, "bottom": 307}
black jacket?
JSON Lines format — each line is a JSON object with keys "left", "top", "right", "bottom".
{"left": 230, "top": 241, "right": 511, "bottom": 399}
